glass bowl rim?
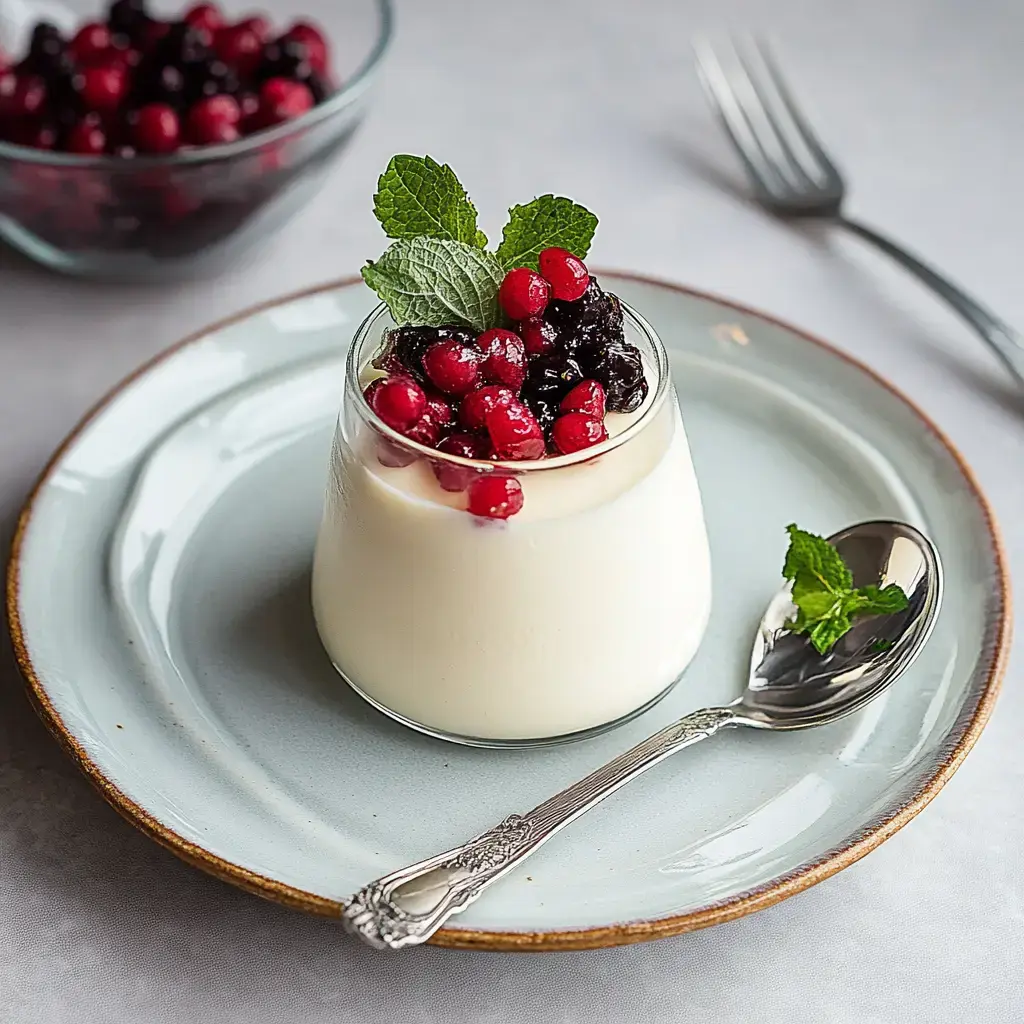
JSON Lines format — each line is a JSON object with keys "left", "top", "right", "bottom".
{"left": 0, "top": 0, "right": 393, "bottom": 168}
{"left": 345, "top": 297, "right": 672, "bottom": 473}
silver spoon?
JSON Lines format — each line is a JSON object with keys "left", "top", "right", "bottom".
{"left": 343, "top": 520, "right": 942, "bottom": 950}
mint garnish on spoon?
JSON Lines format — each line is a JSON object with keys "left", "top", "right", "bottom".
{"left": 361, "top": 155, "right": 598, "bottom": 332}
{"left": 782, "top": 524, "right": 910, "bottom": 654}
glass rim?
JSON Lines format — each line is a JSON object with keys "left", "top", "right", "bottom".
{"left": 345, "top": 297, "right": 672, "bottom": 473}
{"left": 0, "top": 0, "right": 393, "bottom": 168}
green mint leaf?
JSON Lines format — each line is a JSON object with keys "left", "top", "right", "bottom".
{"left": 495, "top": 195, "right": 598, "bottom": 271}
{"left": 781, "top": 524, "right": 909, "bottom": 654}
{"left": 372, "top": 155, "right": 484, "bottom": 247}
{"left": 856, "top": 583, "right": 910, "bottom": 616}
{"left": 361, "top": 237, "right": 504, "bottom": 332}
{"left": 782, "top": 524, "right": 853, "bottom": 593}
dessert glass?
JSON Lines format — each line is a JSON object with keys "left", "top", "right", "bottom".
{"left": 311, "top": 299, "right": 712, "bottom": 746}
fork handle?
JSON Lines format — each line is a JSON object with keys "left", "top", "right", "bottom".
{"left": 842, "top": 217, "right": 1024, "bottom": 388}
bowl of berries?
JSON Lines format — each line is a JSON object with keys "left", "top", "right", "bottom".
{"left": 0, "top": 0, "right": 392, "bottom": 279}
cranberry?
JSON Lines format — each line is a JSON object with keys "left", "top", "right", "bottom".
{"left": 433, "top": 433, "right": 488, "bottom": 492}
{"left": 213, "top": 23, "right": 263, "bottom": 77}
{"left": 424, "top": 392, "right": 453, "bottom": 429}
{"left": 560, "top": 379, "right": 606, "bottom": 419}
{"left": 184, "top": 3, "right": 224, "bottom": 34}
{"left": 363, "top": 378, "right": 385, "bottom": 406}
{"left": 255, "top": 77, "right": 314, "bottom": 128}
{"left": 467, "top": 475, "right": 524, "bottom": 519}
{"left": 517, "top": 317, "right": 558, "bottom": 356}
{"left": 551, "top": 413, "right": 608, "bottom": 455}
{"left": 486, "top": 402, "right": 546, "bottom": 460}
{"left": 132, "top": 103, "right": 180, "bottom": 153}
{"left": 422, "top": 339, "right": 481, "bottom": 396}
{"left": 70, "top": 23, "right": 113, "bottom": 64}
{"left": 459, "top": 384, "right": 517, "bottom": 432}
{"left": 0, "top": 74, "right": 46, "bottom": 119}
{"left": 282, "top": 21, "right": 329, "bottom": 74}
{"left": 239, "top": 15, "right": 271, "bottom": 41}
{"left": 376, "top": 438, "right": 417, "bottom": 469}
{"left": 403, "top": 409, "right": 442, "bottom": 447}
{"left": 185, "top": 94, "right": 240, "bottom": 144}
{"left": 66, "top": 119, "right": 107, "bottom": 154}
{"left": 78, "top": 63, "right": 128, "bottom": 112}
{"left": 477, "top": 329, "right": 526, "bottom": 390}
{"left": 538, "top": 247, "right": 590, "bottom": 302}
{"left": 370, "top": 376, "right": 426, "bottom": 432}
{"left": 499, "top": 268, "right": 550, "bottom": 320}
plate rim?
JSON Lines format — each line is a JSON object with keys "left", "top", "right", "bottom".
{"left": 6, "top": 271, "right": 1012, "bottom": 951}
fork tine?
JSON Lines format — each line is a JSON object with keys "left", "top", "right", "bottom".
{"left": 752, "top": 38, "right": 845, "bottom": 189}
{"left": 728, "top": 38, "right": 822, "bottom": 192}
{"left": 693, "top": 39, "right": 792, "bottom": 199}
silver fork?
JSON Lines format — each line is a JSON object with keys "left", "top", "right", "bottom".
{"left": 694, "top": 38, "right": 1024, "bottom": 389}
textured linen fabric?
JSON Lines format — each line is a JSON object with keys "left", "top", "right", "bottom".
{"left": 2, "top": 0, "right": 1023, "bottom": 1020}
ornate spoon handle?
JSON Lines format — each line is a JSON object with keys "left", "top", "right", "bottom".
{"left": 342, "top": 706, "right": 739, "bottom": 949}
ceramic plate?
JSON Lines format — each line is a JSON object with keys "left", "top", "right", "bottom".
{"left": 7, "top": 274, "right": 1009, "bottom": 951}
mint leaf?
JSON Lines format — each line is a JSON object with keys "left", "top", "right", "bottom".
{"left": 373, "top": 155, "right": 484, "bottom": 247}
{"left": 780, "top": 524, "right": 909, "bottom": 654}
{"left": 362, "top": 237, "right": 504, "bottom": 332}
{"left": 783, "top": 524, "right": 852, "bottom": 593}
{"left": 495, "top": 195, "right": 598, "bottom": 271}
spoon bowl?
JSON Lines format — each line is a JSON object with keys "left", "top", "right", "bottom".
{"left": 735, "top": 520, "right": 942, "bottom": 729}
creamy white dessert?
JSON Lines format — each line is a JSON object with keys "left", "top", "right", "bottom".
{"left": 312, "top": 380, "right": 711, "bottom": 741}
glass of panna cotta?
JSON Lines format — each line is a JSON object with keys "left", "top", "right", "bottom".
{"left": 311, "top": 297, "right": 712, "bottom": 746}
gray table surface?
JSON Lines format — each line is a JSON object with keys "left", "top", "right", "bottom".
{"left": 2, "top": 0, "right": 1023, "bottom": 1020}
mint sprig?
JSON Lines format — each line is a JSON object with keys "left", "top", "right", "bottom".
{"left": 373, "top": 155, "right": 487, "bottom": 248}
{"left": 494, "top": 195, "right": 598, "bottom": 271}
{"left": 361, "top": 157, "right": 601, "bottom": 331}
{"left": 361, "top": 237, "right": 505, "bottom": 332}
{"left": 782, "top": 524, "right": 910, "bottom": 654}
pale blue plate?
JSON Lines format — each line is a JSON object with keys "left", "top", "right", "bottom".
{"left": 8, "top": 273, "right": 1009, "bottom": 950}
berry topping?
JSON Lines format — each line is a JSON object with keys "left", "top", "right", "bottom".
{"left": 538, "top": 247, "right": 590, "bottom": 302}
{"left": 499, "top": 267, "right": 550, "bottom": 320}
{"left": 185, "top": 93, "right": 240, "bottom": 144}
{"left": 517, "top": 317, "right": 558, "bottom": 356}
{"left": 255, "top": 76, "right": 313, "bottom": 127}
{"left": 577, "top": 339, "right": 648, "bottom": 413}
{"left": 69, "top": 23, "right": 113, "bottom": 64}
{"left": 212, "top": 21, "right": 263, "bottom": 76}
{"left": 423, "top": 391, "right": 453, "bottom": 429}
{"left": 560, "top": 379, "right": 606, "bottom": 419}
{"left": 362, "top": 377, "right": 385, "bottom": 406}
{"left": 403, "top": 409, "right": 443, "bottom": 447}
{"left": 66, "top": 119, "right": 107, "bottom": 154}
{"left": 183, "top": 3, "right": 224, "bottom": 34}
{"left": 282, "top": 21, "right": 329, "bottom": 75}
{"left": 369, "top": 376, "right": 427, "bottom": 432}
{"left": 376, "top": 325, "right": 476, "bottom": 382}
{"left": 459, "top": 384, "right": 516, "bottom": 432}
{"left": 0, "top": 74, "right": 47, "bottom": 119}
{"left": 477, "top": 328, "right": 526, "bottom": 390}
{"left": 432, "top": 433, "right": 489, "bottom": 492}
{"left": 422, "top": 339, "right": 482, "bottom": 396}
{"left": 551, "top": 413, "right": 608, "bottom": 455}
{"left": 485, "top": 401, "right": 546, "bottom": 461}
{"left": 132, "top": 102, "right": 180, "bottom": 152}
{"left": 78, "top": 62, "right": 129, "bottom": 111}
{"left": 467, "top": 475, "right": 524, "bottom": 519}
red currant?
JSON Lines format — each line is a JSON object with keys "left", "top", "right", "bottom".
{"left": 213, "top": 23, "right": 263, "bottom": 76}
{"left": 282, "top": 21, "right": 329, "bottom": 74}
{"left": 486, "top": 402, "right": 546, "bottom": 460}
{"left": 184, "top": 3, "right": 224, "bottom": 34}
{"left": 459, "top": 384, "right": 516, "bottom": 432}
{"left": 69, "top": 23, "right": 112, "bottom": 64}
{"left": 477, "top": 329, "right": 526, "bottom": 390}
{"left": 432, "top": 433, "right": 488, "bottom": 492}
{"left": 552, "top": 413, "right": 608, "bottom": 455}
{"left": 255, "top": 78, "right": 314, "bottom": 128}
{"left": 499, "top": 267, "right": 550, "bottom": 320}
{"left": 0, "top": 73, "right": 46, "bottom": 119}
{"left": 517, "top": 317, "right": 558, "bottom": 356}
{"left": 538, "top": 247, "right": 590, "bottom": 302}
{"left": 78, "top": 63, "right": 128, "bottom": 113}
{"left": 467, "top": 475, "right": 524, "bottom": 519}
{"left": 560, "top": 380, "right": 606, "bottom": 419}
{"left": 422, "top": 339, "right": 481, "bottom": 396}
{"left": 66, "top": 120, "right": 107, "bottom": 155}
{"left": 370, "top": 376, "right": 426, "bottom": 432}
{"left": 132, "top": 104, "right": 180, "bottom": 154}
{"left": 185, "top": 94, "right": 241, "bottom": 145}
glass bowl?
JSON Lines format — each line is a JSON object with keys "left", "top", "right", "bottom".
{"left": 0, "top": 0, "right": 392, "bottom": 280}
{"left": 310, "top": 300, "right": 714, "bottom": 747}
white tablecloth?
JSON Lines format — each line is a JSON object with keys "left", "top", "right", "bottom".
{"left": 2, "top": 0, "right": 1022, "bottom": 1020}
